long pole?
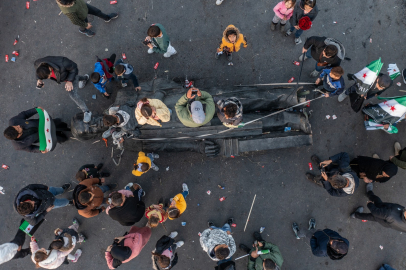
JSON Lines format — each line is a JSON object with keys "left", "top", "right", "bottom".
{"left": 235, "top": 82, "right": 315, "bottom": 87}
{"left": 244, "top": 194, "right": 256, "bottom": 232}
{"left": 235, "top": 253, "right": 250, "bottom": 260}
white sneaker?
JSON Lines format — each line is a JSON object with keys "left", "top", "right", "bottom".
{"left": 124, "top": 182, "right": 134, "bottom": 190}
{"left": 83, "top": 111, "right": 92, "bottom": 123}
{"left": 151, "top": 153, "right": 159, "bottom": 158}
{"left": 310, "top": 70, "right": 320, "bottom": 77}
{"left": 373, "top": 154, "right": 380, "bottom": 159}
{"left": 295, "top": 37, "right": 302, "bottom": 45}
{"left": 216, "top": 0, "right": 224, "bottom": 5}
{"left": 121, "top": 83, "right": 127, "bottom": 87}
{"left": 299, "top": 54, "right": 308, "bottom": 61}
{"left": 175, "top": 241, "right": 184, "bottom": 248}
{"left": 163, "top": 50, "right": 177, "bottom": 58}
{"left": 395, "top": 142, "right": 402, "bottom": 156}
{"left": 182, "top": 183, "right": 189, "bottom": 193}
{"left": 151, "top": 164, "right": 159, "bottom": 171}
{"left": 71, "top": 249, "right": 82, "bottom": 263}
{"left": 148, "top": 48, "right": 154, "bottom": 54}
{"left": 169, "top": 231, "right": 178, "bottom": 238}
{"left": 78, "top": 74, "right": 89, "bottom": 89}
{"left": 338, "top": 92, "right": 348, "bottom": 102}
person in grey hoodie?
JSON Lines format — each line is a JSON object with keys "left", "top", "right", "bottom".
{"left": 200, "top": 218, "right": 236, "bottom": 263}
{"left": 114, "top": 59, "right": 141, "bottom": 91}
{"left": 145, "top": 24, "right": 177, "bottom": 58}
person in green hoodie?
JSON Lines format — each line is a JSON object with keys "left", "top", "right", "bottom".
{"left": 145, "top": 23, "right": 177, "bottom": 58}
{"left": 239, "top": 232, "right": 283, "bottom": 270}
{"left": 390, "top": 142, "right": 406, "bottom": 169}
{"left": 56, "top": 0, "right": 118, "bottom": 37}
{"left": 175, "top": 88, "right": 215, "bottom": 128}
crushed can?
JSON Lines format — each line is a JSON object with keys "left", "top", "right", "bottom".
{"left": 306, "top": 101, "right": 310, "bottom": 107}
{"left": 181, "top": 222, "right": 186, "bottom": 226}
{"left": 12, "top": 51, "right": 19, "bottom": 56}
{"left": 5, "top": 55, "right": 9, "bottom": 62}
{"left": 219, "top": 197, "right": 226, "bottom": 202}
{"left": 2, "top": 165, "right": 9, "bottom": 170}
{"left": 26, "top": 1, "right": 30, "bottom": 9}
{"left": 110, "top": 0, "right": 117, "bottom": 4}
{"left": 13, "top": 38, "right": 18, "bottom": 46}
{"left": 122, "top": 53, "right": 126, "bottom": 60}
{"left": 397, "top": 82, "right": 401, "bottom": 87}
{"left": 154, "top": 62, "right": 159, "bottom": 70}
{"left": 218, "top": 185, "right": 225, "bottom": 190}
{"left": 308, "top": 163, "right": 313, "bottom": 170}
{"left": 293, "top": 61, "right": 300, "bottom": 66}
{"left": 260, "top": 227, "right": 265, "bottom": 233}
{"left": 198, "top": 232, "right": 202, "bottom": 236}
{"left": 231, "top": 223, "right": 237, "bottom": 227}
{"left": 11, "top": 57, "right": 16, "bottom": 62}
{"left": 284, "top": 127, "right": 291, "bottom": 132}
{"left": 206, "top": 190, "right": 211, "bottom": 195}
{"left": 288, "top": 77, "right": 295, "bottom": 83}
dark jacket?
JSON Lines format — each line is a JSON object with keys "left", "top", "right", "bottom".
{"left": 368, "top": 201, "right": 406, "bottom": 232}
{"left": 319, "top": 68, "right": 345, "bottom": 95}
{"left": 289, "top": 0, "right": 319, "bottom": 26}
{"left": 34, "top": 56, "right": 78, "bottom": 83}
{"left": 214, "top": 97, "right": 243, "bottom": 127}
{"left": 114, "top": 59, "right": 139, "bottom": 87}
{"left": 78, "top": 164, "right": 100, "bottom": 179}
{"left": 108, "top": 188, "right": 145, "bottom": 226}
{"left": 304, "top": 36, "right": 342, "bottom": 68}
{"left": 14, "top": 184, "right": 55, "bottom": 225}
{"left": 322, "top": 152, "right": 359, "bottom": 197}
{"left": 215, "top": 261, "right": 236, "bottom": 270}
{"left": 366, "top": 73, "right": 393, "bottom": 99}
{"left": 310, "top": 229, "right": 349, "bottom": 259}
{"left": 56, "top": 0, "right": 89, "bottom": 28}
{"left": 153, "top": 235, "right": 178, "bottom": 270}
{"left": 8, "top": 108, "right": 41, "bottom": 153}
{"left": 391, "top": 147, "right": 406, "bottom": 169}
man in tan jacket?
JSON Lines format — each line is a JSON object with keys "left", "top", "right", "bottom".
{"left": 135, "top": 98, "right": 171, "bottom": 127}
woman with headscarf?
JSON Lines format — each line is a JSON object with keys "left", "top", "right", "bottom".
{"left": 105, "top": 225, "right": 152, "bottom": 269}
{"left": 350, "top": 156, "right": 398, "bottom": 183}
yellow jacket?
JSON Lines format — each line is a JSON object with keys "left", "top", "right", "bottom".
{"left": 132, "top": 152, "right": 152, "bottom": 177}
{"left": 168, "top": 193, "right": 187, "bottom": 220}
{"left": 135, "top": 99, "right": 171, "bottom": 127}
{"left": 219, "top": 25, "right": 248, "bottom": 53}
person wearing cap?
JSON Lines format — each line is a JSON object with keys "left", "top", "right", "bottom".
{"left": 175, "top": 88, "right": 215, "bottom": 128}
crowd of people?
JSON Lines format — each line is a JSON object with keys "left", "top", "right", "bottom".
{"left": 0, "top": 0, "right": 404, "bottom": 269}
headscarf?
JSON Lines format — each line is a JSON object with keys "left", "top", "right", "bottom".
{"left": 352, "top": 156, "right": 398, "bottom": 183}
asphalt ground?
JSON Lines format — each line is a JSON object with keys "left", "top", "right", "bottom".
{"left": 1, "top": 0, "right": 406, "bottom": 269}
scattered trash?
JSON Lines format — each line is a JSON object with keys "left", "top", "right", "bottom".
{"left": 332, "top": 115, "right": 337, "bottom": 120}
{"left": 2, "top": 165, "right": 9, "bottom": 170}
{"left": 164, "top": 70, "right": 169, "bottom": 73}
{"left": 26, "top": 1, "right": 30, "bottom": 9}
{"left": 181, "top": 222, "right": 186, "bottom": 226}
{"left": 362, "top": 220, "right": 367, "bottom": 222}
{"left": 5, "top": 55, "right": 9, "bottom": 62}
{"left": 379, "top": 245, "right": 383, "bottom": 250}
{"left": 284, "top": 127, "right": 291, "bottom": 132}
{"left": 12, "top": 51, "right": 19, "bottom": 56}
{"left": 166, "top": 167, "right": 169, "bottom": 171}
{"left": 333, "top": 21, "right": 337, "bottom": 24}
{"left": 13, "top": 36, "right": 19, "bottom": 46}
{"left": 228, "top": 62, "right": 233, "bottom": 66}
{"left": 293, "top": 61, "right": 300, "bottom": 66}
{"left": 219, "top": 196, "right": 226, "bottom": 202}
{"left": 308, "top": 163, "right": 313, "bottom": 170}
{"left": 122, "top": 52, "right": 126, "bottom": 60}
{"left": 105, "top": 48, "right": 108, "bottom": 51}
{"left": 206, "top": 190, "right": 211, "bottom": 195}
{"left": 306, "top": 101, "right": 310, "bottom": 107}
{"left": 110, "top": 0, "right": 117, "bottom": 4}
{"left": 197, "top": 204, "right": 200, "bottom": 206}
{"left": 260, "top": 227, "right": 265, "bottom": 233}
{"left": 154, "top": 62, "right": 159, "bottom": 70}
{"left": 397, "top": 82, "right": 402, "bottom": 87}
{"left": 370, "top": 38, "right": 372, "bottom": 43}
{"left": 198, "top": 232, "right": 202, "bottom": 236}
{"left": 230, "top": 155, "right": 235, "bottom": 158}
{"left": 0, "top": 187, "right": 4, "bottom": 195}
{"left": 92, "top": 140, "right": 100, "bottom": 144}
{"left": 218, "top": 185, "right": 225, "bottom": 190}
{"left": 288, "top": 77, "right": 295, "bottom": 83}
{"left": 342, "top": 32, "right": 345, "bottom": 35}
{"left": 11, "top": 57, "right": 16, "bottom": 62}
{"left": 231, "top": 223, "right": 237, "bottom": 228}
{"left": 326, "top": 115, "right": 331, "bottom": 119}
{"left": 92, "top": 94, "right": 96, "bottom": 99}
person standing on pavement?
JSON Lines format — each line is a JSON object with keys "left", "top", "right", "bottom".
{"left": 271, "top": 0, "right": 296, "bottom": 32}
{"left": 285, "top": 0, "right": 318, "bottom": 45}
{"left": 167, "top": 184, "right": 189, "bottom": 220}
{"left": 75, "top": 163, "right": 110, "bottom": 182}
{"left": 351, "top": 184, "right": 406, "bottom": 232}
{"left": 215, "top": 25, "right": 248, "bottom": 62}
{"left": 90, "top": 54, "right": 116, "bottom": 99}
{"left": 200, "top": 218, "right": 236, "bottom": 262}
{"left": 151, "top": 232, "right": 184, "bottom": 270}
{"left": 239, "top": 232, "right": 284, "bottom": 270}
{"left": 14, "top": 184, "right": 72, "bottom": 226}
{"left": 34, "top": 56, "right": 92, "bottom": 123}
{"left": 350, "top": 155, "right": 398, "bottom": 184}
{"left": 145, "top": 24, "right": 177, "bottom": 58}
{"left": 315, "top": 66, "right": 345, "bottom": 98}
{"left": 390, "top": 142, "right": 406, "bottom": 169}
{"left": 72, "top": 178, "right": 117, "bottom": 218}
{"left": 56, "top": 0, "right": 118, "bottom": 37}
{"left": 135, "top": 98, "right": 171, "bottom": 127}
{"left": 306, "top": 152, "right": 359, "bottom": 197}
{"left": 214, "top": 97, "right": 243, "bottom": 128}
{"left": 50, "top": 218, "right": 86, "bottom": 254}
{"left": 132, "top": 152, "right": 160, "bottom": 176}
{"left": 114, "top": 59, "right": 141, "bottom": 90}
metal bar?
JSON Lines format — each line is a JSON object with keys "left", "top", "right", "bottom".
{"left": 235, "top": 83, "right": 315, "bottom": 87}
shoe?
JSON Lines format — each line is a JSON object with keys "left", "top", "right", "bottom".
{"left": 350, "top": 206, "right": 364, "bottom": 219}
{"left": 83, "top": 111, "right": 92, "bottom": 123}
{"left": 347, "top": 73, "right": 355, "bottom": 81}
{"left": 215, "top": 52, "right": 220, "bottom": 59}
{"left": 62, "top": 183, "right": 71, "bottom": 192}
{"left": 366, "top": 183, "right": 373, "bottom": 193}
{"left": 121, "top": 83, "right": 128, "bottom": 87}
{"left": 295, "top": 37, "right": 302, "bottom": 45}
{"left": 394, "top": 142, "right": 402, "bottom": 156}
{"left": 151, "top": 153, "right": 159, "bottom": 158}
{"left": 169, "top": 231, "right": 178, "bottom": 238}
{"left": 100, "top": 172, "right": 110, "bottom": 177}
{"left": 125, "top": 182, "right": 134, "bottom": 190}
{"left": 107, "top": 183, "right": 118, "bottom": 190}
{"left": 280, "top": 23, "right": 286, "bottom": 32}
{"left": 105, "top": 13, "right": 118, "bottom": 22}
{"left": 227, "top": 54, "right": 232, "bottom": 61}
{"left": 163, "top": 50, "right": 176, "bottom": 58}
{"left": 175, "top": 241, "right": 184, "bottom": 248}
{"left": 148, "top": 48, "right": 154, "bottom": 54}
{"left": 151, "top": 164, "right": 159, "bottom": 171}
{"left": 308, "top": 218, "right": 316, "bottom": 230}
{"left": 78, "top": 74, "right": 89, "bottom": 89}
{"left": 402, "top": 69, "right": 406, "bottom": 84}
{"left": 311, "top": 155, "right": 321, "bottom": 169}
{"left": 72, "top": 218, "right": 80, "bottom": 226}
{"left": 103, "top": 93, "right": 110, "bottom": 99}
{"left": 79, "top": 233, "right": 87, "bottom": 242}
{"left": 208, "top": 221, "right": 214, "bottom": 228}
{"left": 216, "top": 0, "right": 224, "bottom": 5}
{"left": 239, "top": 244, "right": 251, "bottom": 254}
{"left": 292, "top": 222, "right": 300, "bottom": 239}
{"left": 182, "top": 183, "right": 189, "bottom": 193}
{"left": 96, "top": 163, "right": 103, "bottom": 170}
{"left": 310, "top": 70, "right": 320, "bottom": 77}
{"left": 69, "top": 200, "right": 73, "bottom": 205}
{"left": 70, "top": 249, "right": 82, "bottom": 263}
{"left": 270, "top": 22, "right": 277, "bottom": 31}
{"left": 306, "top": 173, "right": 323, "bottom": 187}
{"left": 79, "top": 29, "right": 95, "bottom": 37}
{"left": 227, "top": 218, "right": 234, "bottom": 225}
{"left": 372, "top": 154, "right": 380, "bottom": 159}
{"left": 298, "top": 54, "right": 308, "bottom": 61}
{"left": 285, "top": 29, "right": 292, "bottom": 36}
{"left": 253, "top": 232, "right": 264, "bottom": 242}
{"left": 338, "top": 91, "right": 348, "bottom": 102}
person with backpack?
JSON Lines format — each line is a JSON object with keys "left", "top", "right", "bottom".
{"left": 151, "top": 232, "right": 184, "bottom": 270}
{"left": 90, "top": 54, "right": 116, "bottom": 99}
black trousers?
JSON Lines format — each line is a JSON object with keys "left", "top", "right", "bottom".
{"left": 79, "top": 4, "right": 110, "bottom": 31}
{"left": 10, "top": 219, "right": 43, "bottom": 260}
{"left": 53, "top": 119, "right": 70, "bottom": 144}
{"left": 354, "top": 191, "right": 383, "bottom": 221}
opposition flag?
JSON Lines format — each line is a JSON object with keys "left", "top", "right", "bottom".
{"left": 19, "top": 220, "right": 34, "bottom": 236}
{"left": 36, "top": 108, "right": 57, "bottom": 152}
{"left": 353, "top": 58, "right": 383, "bottom": 95}
{"left": 387, "top": 64, "right": 400, "bottom": 80}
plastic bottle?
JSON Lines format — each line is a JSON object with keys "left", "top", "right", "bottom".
{"left": 257, "top": 249, "right": 270, "bottom": 255}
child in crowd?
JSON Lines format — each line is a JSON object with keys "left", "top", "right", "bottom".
{"left": 215, "top": 25, "right": 248, "bottom": 61}
{"left": 315, "top": 66, "right": 345, "bottom": 98}
{"left": 167, "top": 184, "right": 189, "bottom": 220}
{"left": 285, "top": 0, "right": 318, "bottom": 45}
{"left": 76, "top": 163, "right": 110, "bottom": 182}
{"left": 114, "top": 59, "right": 141, "bottom": 91}
{"left": 151, "top": 232, "right": 184, "bottom": 270}
{"left": 135, "top": 98, "right": 171, "bottom": 127}
{"left": 145, "top": 24, "right": 177, "bottom": 58}
{"left": 132, "top": 152, "right": 160, "bottom": 176}
{"left": 272, "top": 0, "right": 296, "bottom": 32}
{"left": 145, "top": 203, "right": 168, "bottom": 228}
{"left": 90, "top": 54, "right": 116, "bottom": 99}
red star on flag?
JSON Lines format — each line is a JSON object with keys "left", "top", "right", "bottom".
{"left": 48, "top": 139, "right": 51, "bottom": 143}
{"left": 363, "top": 73, "right": 367, "bottom": 78}
{"left": 46, "top": 129, "right": 49, "bottom": 133}
{"left": 27, "top": 228, "right": 31, "bottom": 231}
{"left": 46, "top": 118, "right": 49, "bottom": 122}
{"left": 394, "top": 69, "right": 397, "bottom": 72}
{"left": 383, "top": 101, "right": 388, "bottom": 104}
{"left": 390, "top": 106, "right": 396, "bottom": 112}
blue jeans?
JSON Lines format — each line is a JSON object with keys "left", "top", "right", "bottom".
{"left": 305, "top": 48, "right": 324, "bottom": 72}
{"left": 48, "top": 187, "right": 70, "bottom": 209}
{"left": 210, "top": 223, "right": 231, "bottom": 233}
{"left": 181, "top": 190, "right": 189, "bottom": 199}
{"left": 99, "top": 185, "right": 111, "bottom": 193}
{"left": 289, "top": 26, "right": 304, "bottom": 38}
{"left": 147, "top": 153, "right": 154, "bottom": 162}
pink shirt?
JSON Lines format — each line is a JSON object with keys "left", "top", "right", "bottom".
{"left": 273, "top": 1, "right": 294, "bottom": 20}
{"left": 161, "top": 248, "right": 173, "bottom": 259}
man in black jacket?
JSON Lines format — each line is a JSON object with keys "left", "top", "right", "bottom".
{"left": 299, "top": 36, "right": 343, "bottom": 77}
{"left": 214, "top": 97, "right": 243, "bottom": 128}
{"left": 14, "top": 184, "right": 72, "bottom": 225}
{"left": 4, "top": 107, "right": 70, "bottom": 153}
{"left": 107, "top": 183, "right": 146, "bottom": 226}
{"left": 34, "top": 56, "right": 92, "bottom": 123}
{"left": 351, "top": 184, "right": 406, "bottom": 232}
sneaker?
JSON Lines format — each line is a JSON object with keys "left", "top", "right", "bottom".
{"left": 125, "top": 182, "right": 134, "bottom": 190}
{"left": 350, "top": 206, "right": 364, "bottom": 219}
{"left": 151, "top": 153, "right": 159, "bottom": 158}
{"left": 395, "top": 142, "right": 402, "bottom": 156}
{"left": 308, "top": 218, "right": 316, "bottom": 230}
{"left": 121, "top": 83, "right": 127, "bottom": 87}
{"left": 338, "top": 91, "right": 348, "bottom": 102}
{"left": 373, "top": 154, "right": 380, "bottom": 159}
{"left": 253, "top": 232, "right": 264, "bottom": 242}
{"left": 78, "top": 74, "right": 89, "bottom": 89}
{"left": 182, "top": 183, "right": 189, "bottom": 193}
{"left": 227, "top": 218, "right": 234, "bottom": 225}
{"left": 72, "top": 218, "right": 80, "bottom": 226}
{"left": 285, "top": 29, "right": 292, "bottom": 36}
{"left": 70, "top": 249, "right": 82, "bottom": 263}
{"left": 227, "top": 54, "right": 232, "bottom": 61}
{"left": 100, "top": 172, "right": 110, "bottom": 177}
{"left": 280, "top": 23, "right": 285, "bottom": 32}
{"left": 299, "top": 54, "right": 308, "bottom": 61}
{"left": 151, "top": 164, "right": 159, "bottom": 171}
{"left": 208, "top": 221, "right": 214, "bottom": 228}
{"left": 83, "top": 111, "right": 92, "bottom": 123}
{"left": 292, "top": 222, "right": 300, "bottom": 239}
{"left": 78, "top": 233, "right": 87, "bottom": 243}
{"left": 366, "top": 183, "right": 373, "bottom": 193}
{"left": 106, "top": 183, "right": 118, "bottom": 190}
{"left": 169, "top": 231, "right": 178, "bottom": 238}
{"left": 310, "top": 70, "right": 320, "bottom": 77}
{"left": 96, "top": 163, "right": 103, "bottom": 171}
{"left": 402, "top": 69, "right": 406, "bottom": 84}
{"left": 62, "top": 183, "right": 71, "bottom": 192}
{"left": 270, "top": 22, "right": 277, "bottom": 31}
{"left": 239, "top": 243, "right": 251, "bottom": 254}
{"left": 311, "top": 155, "right": 321, "bottom": 169}
{"left": 79, "top": 29, "right": 95, "bottom": 37}
{"left": 295, "top": 37, "right": 302, "bottom": 45}
{"left": 148, "top": 48, "right": 154, "bottom": 54}
{"left": 216, "top": 0, "right": 224, "bottom": 5}
{"left": 306, "top": 173, "right": 323, "bottom": 187}
{"left": 105, "top": 13, "right": 119, "bottom": 22}
{"left": 163, "top": 50, "right": 177, "bottom": 58}
{"left": 215, "top": 52, "right": 220, "bottom": 59}
{"left": 175, "top": 241, "right": 184, "bottom": 248}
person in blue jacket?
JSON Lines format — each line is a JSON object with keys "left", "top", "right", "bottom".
{"left": 90, "top": 54, "right": 116, "bottom": 99}
{"left": 305, "top": 152, "right": 359, "bottom": 197}
{"left": 315, "top": 66, "right": 345, "bottom": 98}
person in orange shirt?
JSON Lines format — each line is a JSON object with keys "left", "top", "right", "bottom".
{"left": 167, "top": 183, "right": 189, "bottom": 220}
{"left": 215, "top": 25, "right": 248, "bottom": 62}
{"left": 132, "top": 152, "right": 159, "bottom": 177}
